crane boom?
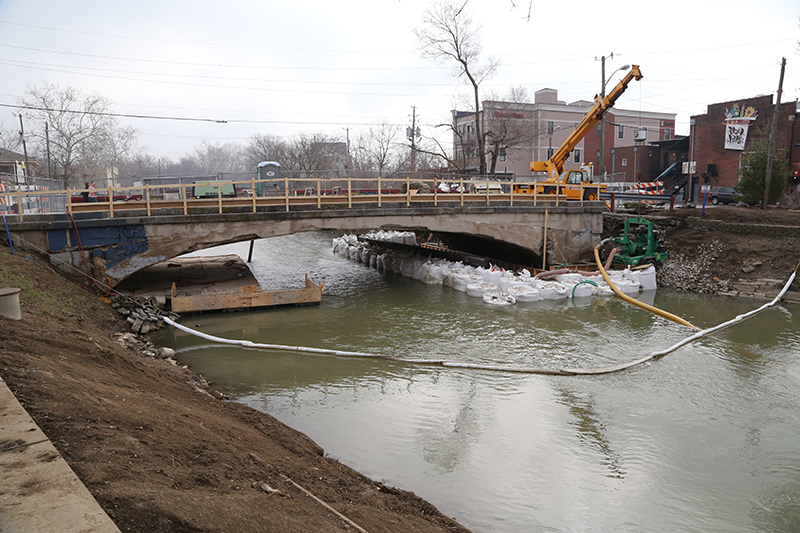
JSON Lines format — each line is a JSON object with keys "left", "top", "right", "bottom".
{"left": 532, "top": 65, "right": 643, "bottom": 179}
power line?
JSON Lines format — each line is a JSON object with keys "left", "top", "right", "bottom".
{"left": 0, "top": 20, "right": 412, "bottom": 55}
{"left": 0, "top": 60, "right": 445, "bottom": 98}
{"left": 0, "top": 102, "right": 227, "bottom": 123}
{"left": 0, "top": 57, "right": 452, "bottom": 87}
{"left": 0, "top": 43, "right": 438, "bottom": 72}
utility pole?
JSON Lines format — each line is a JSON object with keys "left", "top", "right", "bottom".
{"left": 762, "top": 57, "right": 786, "bottom": 210}
{"left": 407, "top": 106, "right": 420, "bottom": 172}
{"left": 597, "top": 54, "right": 629, "bottom": 180}
{"left": 599, "top": 55, "right": 607, "bottom": 178}
{"left": 45, "top": 122, "right": 52, "bottom": 181}
{"left": 15, "top": 114, "right": 31, "bottom": 192}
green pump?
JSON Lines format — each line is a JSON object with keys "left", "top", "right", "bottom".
{"left": 612, "top": 217, "right": 668, "bottom": 267}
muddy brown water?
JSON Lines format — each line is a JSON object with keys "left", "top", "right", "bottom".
{"left": 152, "top": 231, "right": 800, "bottom": 533}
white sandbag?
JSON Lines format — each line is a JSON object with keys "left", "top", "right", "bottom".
{"left": 421, "top": 263, "right": 443, "bottom": 284}
{"left": 639, "top": 265, "right": 657, "bottom": 291}
{"left": 508, "top": 284, "right": 540, "bottom": 302}
{"left": 485, "top": 268, "right": 504, "bottom": 286}
{"left": 467, "top": 281, "right": 497, "bottom": 298}
{"left": 483, "top": 291, "right": 516, "bottom": 306}
{"left": 571, "top": 282, "right": 595, "bottom": 298}
{"left": 539, "top": 281, "right": 568, "bottom": 300}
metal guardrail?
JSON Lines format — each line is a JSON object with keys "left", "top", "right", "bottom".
{"left": 600, "top": 192, "right": 674, "bottom": 202}
{"left": 0, "top": 176, "right": 609, "bottom": 221}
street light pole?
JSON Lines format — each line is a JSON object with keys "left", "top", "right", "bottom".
{"left": 597, "top": 55, "right": 629, "bottom": 180}
{"left": 599, "top": 55, "right": 607, "bottom": 179}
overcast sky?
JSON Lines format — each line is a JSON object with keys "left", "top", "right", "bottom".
{"left": 1, "top": 0, "right": 798, "bottom": 162}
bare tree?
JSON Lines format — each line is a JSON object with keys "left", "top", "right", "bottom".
{"left": 0, "top": 121, "right": 23, "bottom": 152}
{"left": 482, "top": 87, "right": 534, "bottom": 174}
{"left": 414, "top": 0, "right": 498, "bottom": 175}
{"left": 245, "top": 133, "right": 292, "bottom": 170}
{"left": 179, "top": 141, "right": 246, "bottom": 174}
{"left": 18, "top": 82, "right": 137, "bottom": 185}
{"left": 351, "top": 121, "right": 405, "bottom": 176}
{"left": 286, "top": 132, "right": 348, "bottom": 178}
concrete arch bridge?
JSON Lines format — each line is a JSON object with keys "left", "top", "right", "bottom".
{"left": 7, "top": 202, "right": 605, "bottom": 287}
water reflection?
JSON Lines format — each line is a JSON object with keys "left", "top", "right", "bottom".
{"left": 555, "top": 388, "right": 625, "bottom": 479}
{"left": 152, "top": 232, "right": 800, "bottom": 532}
{"left": 417, "top": 379, "right": 482, "bottom": 474}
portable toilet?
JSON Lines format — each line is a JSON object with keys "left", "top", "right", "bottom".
{"left": 256, "top": 161, "right": 281, "bottom": 196}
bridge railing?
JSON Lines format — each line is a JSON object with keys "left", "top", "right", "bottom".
{"left": 0, "top": 176, "right": 611, "bottom": 221}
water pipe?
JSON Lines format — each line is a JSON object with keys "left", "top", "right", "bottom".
{"left": 593, "top": 239, "right": 697, "bottom": 329}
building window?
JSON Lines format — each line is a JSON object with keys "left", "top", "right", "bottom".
{"left": 547, "top": 148, "right": 554, "bottom": 159}
{"left": 547, "top": 121, "right": 554, "bottom": 135}
{"left": 618, "top": 125, "right": 624, "bottom": 139}
{"left": 499, "top": 150, "right": 507, "bottom": 162}
{"left": 573, "top": 149, "right": 581, "bottom": 163}
{"left": 621, "top": 158, "right": 628, "bottom": 166}
{"left": 664, "top": 128, "right": 672, "bottom": 140}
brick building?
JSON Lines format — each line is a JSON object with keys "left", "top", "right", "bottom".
{"left": 452, "top": 88, "right": 676, "bottom": 181}
{"left": 689, "top": 95, "right": 800, "bottom": 198}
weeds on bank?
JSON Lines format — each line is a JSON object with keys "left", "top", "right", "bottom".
{"left": 0, "top": 252, "right": 71, "bottom": 315}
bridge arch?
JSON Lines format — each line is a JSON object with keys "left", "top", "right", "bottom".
{"left": 12, "top": 205, "right": 604, "bottom": 286}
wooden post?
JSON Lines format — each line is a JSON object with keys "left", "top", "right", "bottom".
{"left": 284, "top": 176, "right": 289, "bottom": 212}
{"left": 251, "top": 177, "right": 256, "bottom": 212}
{"left": 108, "top": 184, "right": 114, "bottom": 218}
{"left": 146, "top": 185, "right": 151, "bottom": 216}
{"left": 317, "top": 178, "right": 321, "bottom": 209}
{"left": 347, "top": 179, "right": 352, "bottom": 208}
{"left": 378, "top": 176, "right": 382, "bottom": 207}
{"left": 542, "top": 209, "right": 548, "bottom": 270}
{"left": 182, "top": 183, "right": 188, "bottom": 215}
{"left": 66, "top": 187, "right": 72, "bottom": 214}
{"left": 217, "top": 182, "right": 223, "bottom": 213}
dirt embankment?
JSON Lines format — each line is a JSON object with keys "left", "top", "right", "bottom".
{"left": 604, "top": 205, "right": 800, "bottom": 298}
{"left": 0, "top": 249, "right": 468, "bottom": 533}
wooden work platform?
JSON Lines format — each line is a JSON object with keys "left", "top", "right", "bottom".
{"left": 116, "top": 254, "right": 322, "bottom": 314}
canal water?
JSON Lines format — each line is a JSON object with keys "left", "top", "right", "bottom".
{"left": 151, "top": 231, "right": 800, "bottom": 533}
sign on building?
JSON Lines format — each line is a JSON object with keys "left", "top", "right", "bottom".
{"left": 724, "top": 103, "right": 758, "bottom": 151}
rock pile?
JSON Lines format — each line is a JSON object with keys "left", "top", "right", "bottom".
{"left": 656, "top": 239, "right": 732, "bottom": 294}
{"left": 110, "top": 295, "right": 180, "bottom": 335}
{"left": 114, "top": 331, "right": 177, "bottom": 359}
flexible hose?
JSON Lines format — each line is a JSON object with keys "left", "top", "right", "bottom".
{"left": 562, "top": 265, "right": 798, "bottom": 374}
{"left": 593, "top": 243, "right": 697, "bottom": 329}
{"left": 163, "top": 263, "right": 798, "bottom": 378}
{"left": 571, "top": 280, "right": 598, "bottom": 298}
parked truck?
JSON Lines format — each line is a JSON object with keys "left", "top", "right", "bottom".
{"left": 514, "top": 65, "right": 643, "bottom": 201}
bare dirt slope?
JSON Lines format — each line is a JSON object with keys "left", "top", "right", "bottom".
{"left": 605, "top": 205, "right": 800, "bottom": 294}
{"left": 0, "top": 249, "right": 468, "bottom": 533}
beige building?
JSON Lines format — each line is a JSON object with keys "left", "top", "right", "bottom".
{"left": 452, "top": 88, "right": 676, "bottom": 181}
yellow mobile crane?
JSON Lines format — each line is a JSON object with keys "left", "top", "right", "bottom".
{"left": 515, "top": 65, "right": 643, "bottom": 201}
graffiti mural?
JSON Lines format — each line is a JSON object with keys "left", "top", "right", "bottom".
{"left": 724, "top": 103, "right": 758, "bottom": 151}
